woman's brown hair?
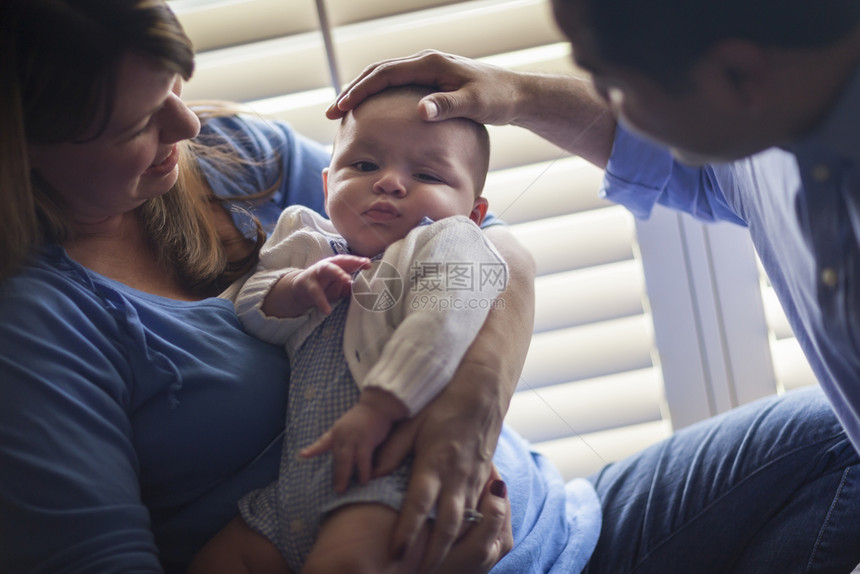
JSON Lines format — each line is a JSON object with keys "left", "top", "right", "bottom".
{"left": 1, "top": 0, "right": 266, "bottom": 294}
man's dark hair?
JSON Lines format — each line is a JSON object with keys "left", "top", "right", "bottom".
{"left": 570, "top": 0, "right": 860, "bottom": 90}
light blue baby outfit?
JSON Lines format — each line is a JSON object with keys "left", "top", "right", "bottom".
{"left": 236, "top": 206, "right": 507, "bottom": 571}
{"left": 238, "top": 300, "right": 412, "bottom": 570}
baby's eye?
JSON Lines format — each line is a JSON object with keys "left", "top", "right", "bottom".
{"left": 415, "top": 173, "right": 444, "bottom": 183}
{"left": 353, "top": 161, "right": 378, "bottom": 172}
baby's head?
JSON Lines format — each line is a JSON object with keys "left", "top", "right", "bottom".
{"left": 322, "top": 85, "right": 491, "bottom": 257}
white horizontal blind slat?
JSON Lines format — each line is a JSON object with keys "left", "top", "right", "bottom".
{"left": 482, "top": 157, "right": 610, "bottom": 223}
{"left": 169, "top": 0, "right": 319, "bottom": 52}
{"left": 509, "top": 206, "right": 637, "bottom": 275}
{"left": 330, "top": 0, "right": 565, "bottom": 82}
{"left": 183, "top": 34, "right": 331, "bottom": 102}
{"left": 506, "top": 368, "right": 663, "bottom": 441}
{"left": 760, "top": 278, "right": 818, "bottom": 391}
{"left": 533, "top": 260, "right": 645, "bottom": 333}
{"left": 521, "top": 315, "right": 654, "bottom": 389}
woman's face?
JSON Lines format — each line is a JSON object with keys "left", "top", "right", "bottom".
{"left": 27, "top": 52, "right": 201, "bottom": 227}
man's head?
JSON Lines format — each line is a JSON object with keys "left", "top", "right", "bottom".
{"left": 551, "top": 0, "right": 860, "bottom": 162}
{"left": 555, "top": 0, "right": 860, "bottom": 91}
{"left": 323, "top": 85, "right": 490, "bottom": 257}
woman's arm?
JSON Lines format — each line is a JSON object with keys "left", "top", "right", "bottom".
{"left": 327, "top": 50, "right": 617, "bottom": 168}
{"left": 373, "top": 225, "right": 535, "bottom": 573}
{"left": 0, "top": 280, "right": 163, "bottom": 572}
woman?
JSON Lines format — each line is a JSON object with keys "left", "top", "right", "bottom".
{"left": 3, "top": 2, "right": 860, "bottom": 573}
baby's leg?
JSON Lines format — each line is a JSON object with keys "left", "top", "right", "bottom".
{"left": 188, "top": 516, "right": 292, "bottom": 574}
{"left": 302, "top": 503, "right": 430, "bottom": 574}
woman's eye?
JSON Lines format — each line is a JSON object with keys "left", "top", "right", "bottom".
{"left": 129, "top": 119, "right": 154, "bottom": 140}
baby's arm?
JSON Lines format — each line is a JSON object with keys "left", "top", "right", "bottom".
{"left": 301, "top": 388, "right": 408, "bottom": 492}
{"left": 262, "top": 255, "right": 370, "bottom": 318}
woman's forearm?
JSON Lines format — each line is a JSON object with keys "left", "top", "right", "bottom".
{"left": 454, "top": 225, "right": 536, "bottom": 433}
{"left": 376, "top": 225, "right": 534, "bottom": 572}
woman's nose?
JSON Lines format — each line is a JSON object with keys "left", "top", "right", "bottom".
{"left": 159, "top": 93, "right": 201, "bottom": 144}
{"left": 372, "top": 170, "right": 407, "bottom": 197}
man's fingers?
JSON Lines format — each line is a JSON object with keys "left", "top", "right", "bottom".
{"left": 327, "top": 54, "right": 418, "bottom": 115}
{"left": 326, "top": 50, "right": 455, "bottom": 118}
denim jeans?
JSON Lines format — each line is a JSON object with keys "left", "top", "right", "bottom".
{"left": 583, "top": 386, "right": 860, "bottom": 574}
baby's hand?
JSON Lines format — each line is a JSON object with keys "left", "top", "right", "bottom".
{"left": 293, "top": 255, "right": 371, "bottom": 315}
{"left": 301, "top": 388, "right": 408, "bottom": 492}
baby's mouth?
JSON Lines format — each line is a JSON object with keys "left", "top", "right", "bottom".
{"left": 364, "top": 203, "right": 400, "bottom": 221}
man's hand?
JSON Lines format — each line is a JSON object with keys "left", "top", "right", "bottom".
{"left": 326, "top": 50, "right": 521, "bottom": 126}
{"left": 327, "top": 49, "right": 616, "bottom": 167}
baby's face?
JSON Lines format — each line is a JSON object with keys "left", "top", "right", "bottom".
{"left": 323, "top": 93, "right": 484, "bottom": 258}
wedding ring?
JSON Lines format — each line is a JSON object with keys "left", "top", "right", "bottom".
{"left": 462, "top": 508, "right": 484, "bottom": 524}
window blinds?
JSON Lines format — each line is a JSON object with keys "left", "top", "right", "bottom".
{"left": 168, "top": 0, "right": 687, "bottom": 480}
{"left": 761, "top": 270, "right": 817, "bottom": 392}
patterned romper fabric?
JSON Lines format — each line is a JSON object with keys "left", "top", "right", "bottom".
{"left": 239, "top": 300, "right": 412, "bottom": 571}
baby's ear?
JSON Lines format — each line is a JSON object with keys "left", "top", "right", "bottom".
{"left": 469, "top": 197, "right": 489, "bottom": 225}
{"left": 321, "top": 168, "right": 330, "bottom": 216}
{"left": 470, "top": 197, "right": 489, "bottom": 225}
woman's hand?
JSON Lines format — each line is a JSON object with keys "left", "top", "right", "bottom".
{"left": 327, "top": 49, "right": 617, "bottom": 167}
{"left": 373, "top": 225, "right": 535, "bottom": 573}
{"left": 436, "top": 467, "right": 513, "bottom": 574}
{"left": 373, "top": 362, "right": 506, "bottom": 573}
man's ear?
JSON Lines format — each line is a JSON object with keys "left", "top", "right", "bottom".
{"left": 695, "top": 39, "right": 771, "bottom": 115}
{"left": 321, "top": 168, "right": 330, "bottom": 216}
{"left": 470, "top": 197, "right": 489, "bottom": 225}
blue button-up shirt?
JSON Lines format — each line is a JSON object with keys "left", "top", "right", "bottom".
{"left": 601, "top": 63, "right": 860, "bottom": 450}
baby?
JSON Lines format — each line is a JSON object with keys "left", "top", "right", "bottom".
{"left": 190, "top": 85, "right": 507, "bottom": 574}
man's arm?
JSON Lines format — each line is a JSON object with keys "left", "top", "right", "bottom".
{"left": 327, "top": 50, "right": 617, "bottom": 167}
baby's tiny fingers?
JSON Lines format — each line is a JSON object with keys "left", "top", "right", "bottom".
{"left": 300, "top": 431, "right": 333, "bottom": 458}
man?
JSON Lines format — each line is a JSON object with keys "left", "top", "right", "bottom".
{"left": 325, "top": 1, "right": 860, "bottom": 570}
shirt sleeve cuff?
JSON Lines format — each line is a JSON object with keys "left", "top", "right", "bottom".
{"left": 601, "top": 124, "right": 674, "bottom": 219}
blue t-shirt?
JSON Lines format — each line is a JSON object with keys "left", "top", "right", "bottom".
{"left": 0, "top": 114, "right": 600, "bottom": 573}
{"left": 602, "top": 61, "right": 860, "bottom": 452}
